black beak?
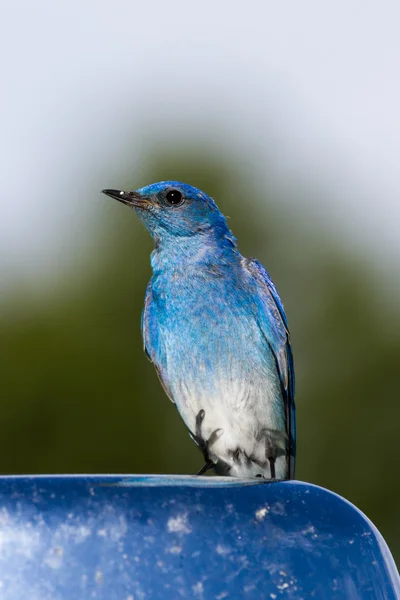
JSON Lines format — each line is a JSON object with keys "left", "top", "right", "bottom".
{"left": 102, "top": 189, "right": 147, "bottom": 208}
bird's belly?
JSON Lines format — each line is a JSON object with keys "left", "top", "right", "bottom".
{"left": 160, "top": 312, "right": 287, "bottom": 477}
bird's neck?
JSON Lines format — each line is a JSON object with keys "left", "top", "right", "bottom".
{"left": 150, "top": 230, "right": 240, "bottom": 274}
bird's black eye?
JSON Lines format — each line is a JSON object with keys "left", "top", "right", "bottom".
{"left": 165, "top": 189, "right": 184, "bottom": 206}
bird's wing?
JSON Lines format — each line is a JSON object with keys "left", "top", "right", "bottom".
{"left": 244, "top": 258, "right": 296, "bottom": 478}
{"left": 141, "top": 282, "right": 175, "bottom": 403}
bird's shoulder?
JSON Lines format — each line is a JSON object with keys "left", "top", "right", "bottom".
{"left": 242, "top": 257, "right": 289, "bottom": 334}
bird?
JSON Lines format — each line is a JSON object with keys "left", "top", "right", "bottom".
{"left": 102, "top": 182, "right": 295, "bottom": 479}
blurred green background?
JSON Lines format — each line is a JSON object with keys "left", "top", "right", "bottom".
{"left": 1, "top": 0, "right": 400, "bottom": 569}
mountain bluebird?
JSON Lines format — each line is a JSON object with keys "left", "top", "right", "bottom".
{"left": 103, "top": 182, "right": 295, "bottom": 479}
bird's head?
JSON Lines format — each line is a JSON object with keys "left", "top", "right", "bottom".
{"left": 103, "top": 181, "right": 233, "bottom": 244}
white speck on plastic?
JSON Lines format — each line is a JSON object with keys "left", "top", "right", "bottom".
{"left": 277, "top": 582, "right": 289, "bottom": 590}
{"left": 95, "top": 570, "right": 103, "bottom": 585}
{"left": 301, "top": 525, "right": 316, "bottom": 536}
{"left": 44, "top": 546, "right": 63, "bottom": 569}
{"left": 166, "top": 545, "right": 182, "bottom": 554}
{"left": 215, "top": 544, "right": 231, "bottom": 556}
{"left": 255, "top": 506, "right": 269, "bottom": 521}
{"left": 167, "top": 513, "right": 191, "bottom": 534}
{"left": 192, "top": 581, "right": 204, "bottom": 596}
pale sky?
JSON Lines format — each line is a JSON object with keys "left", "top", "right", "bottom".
{"left": 1, "top": 0, "right": 400, "bottom": 286}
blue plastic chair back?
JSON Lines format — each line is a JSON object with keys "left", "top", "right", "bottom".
{"left": 0, "top": 475, "right": 398, "bottom": 599}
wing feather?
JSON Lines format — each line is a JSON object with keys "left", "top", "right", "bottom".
{"left": 245, "top": 258, "right": 296, "bottom": 478}
{"left": 141, "top": 282, "right": 175, "bottom": 403}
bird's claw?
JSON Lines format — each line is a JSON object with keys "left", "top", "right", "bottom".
{"left": 194, "top": 409, "right": 223, "bottom": 475}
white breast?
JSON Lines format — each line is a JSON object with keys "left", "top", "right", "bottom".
{"left": 173, "top": 374, "right": 288, "bottom": 478}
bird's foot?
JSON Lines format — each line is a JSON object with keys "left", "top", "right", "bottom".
{"left": 255, "top": 474, "right": 284, "bottom": 483}
{"left": 268, "top": 456, "right": 276, "bottom": 479}
{"left": 196, "top": 460, "right": 214, "bottom": 476}
{"left": 194, "top": 409, "right": 223, "bottom": 476}
{"left": 261, "top": 428, "right": 287, "bottom": 479}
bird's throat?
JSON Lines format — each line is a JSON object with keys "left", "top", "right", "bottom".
{"left": 150, "top": 232, "right": 239, "bottom": 274}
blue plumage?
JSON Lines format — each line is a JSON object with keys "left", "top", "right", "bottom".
{"left": 103, "top": 182, "right": 295, "bottom": 479}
